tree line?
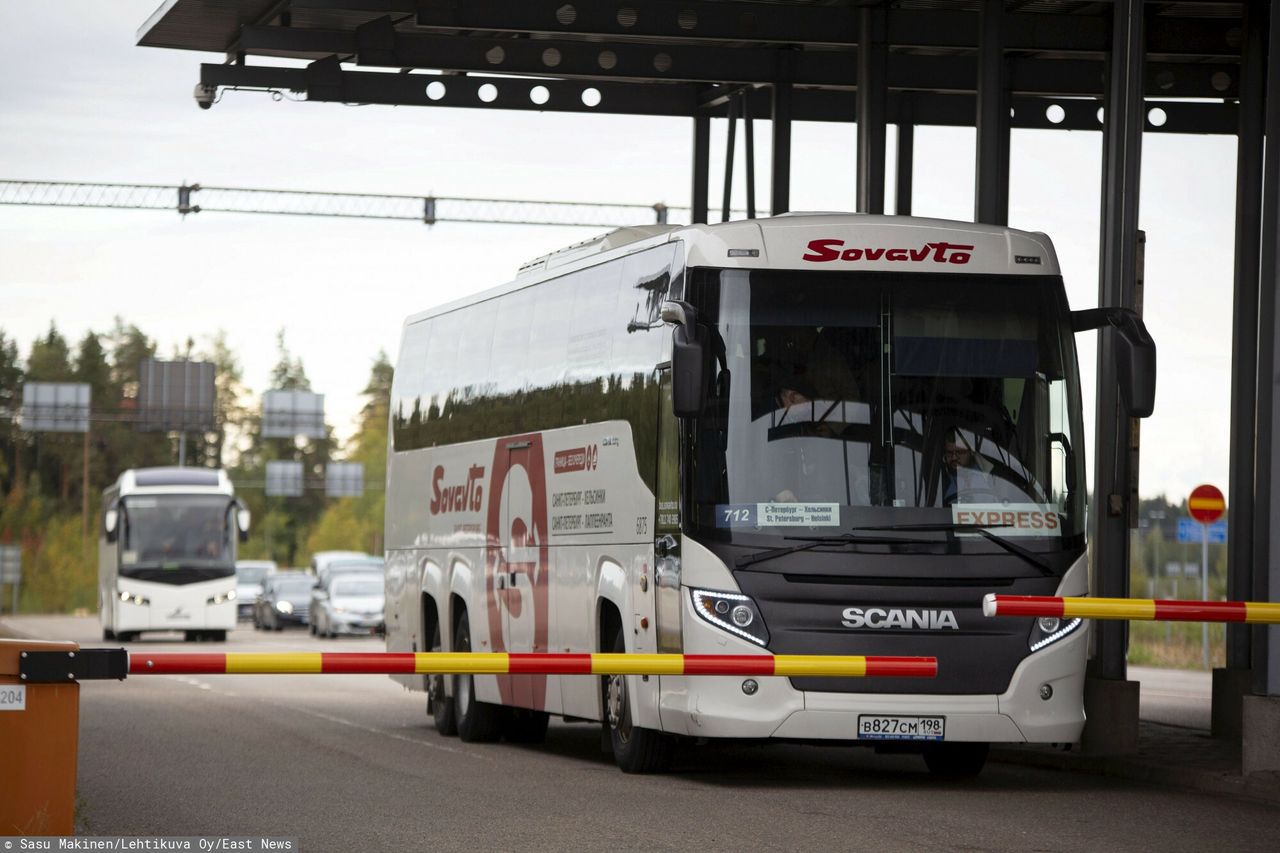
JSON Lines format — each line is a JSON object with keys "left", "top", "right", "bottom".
{"left": 0, "top": 320, "right": 391, "bottom": 613}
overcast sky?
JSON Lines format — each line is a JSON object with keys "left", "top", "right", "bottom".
{"left": 0, "top": 1, "right": 1240, "bottom": 504}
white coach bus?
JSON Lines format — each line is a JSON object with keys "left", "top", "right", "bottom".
{"left": 99, "top": 467, "right": 250, "bottom": 642}
{"left": 385, "top": 214, "right": 1155, "bottom": 775}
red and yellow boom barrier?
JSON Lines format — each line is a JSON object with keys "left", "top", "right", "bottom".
{"left": 983, "top": 594, "right": 1280, "bottom": 624}
{"left": 127, "top": 652, "right": 936, "bottom": 679}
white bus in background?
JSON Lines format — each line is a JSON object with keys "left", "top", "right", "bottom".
{"left": 384, "top": 214, "right": 1155, "bottom": 775}
{"left": 100, "top": 467, "right": 250, "bottom": 642}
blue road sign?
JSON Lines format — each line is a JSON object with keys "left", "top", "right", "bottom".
{"left": 1177, "top": 517, "right": 1227, "bottom": 544}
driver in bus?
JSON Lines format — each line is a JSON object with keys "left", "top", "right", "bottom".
{"left": 939, "top": 428, "right": 996, "bottom": 506}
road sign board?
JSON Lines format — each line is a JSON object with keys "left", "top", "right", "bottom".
{"left": 325, "top": 462, "right": 364, "bottom": 498}
{"left": 265, "top": 460, "right": 304, "bottom": 497}
{"left": 1188, "top": 484, "right": 1225, "bottom": 524}
{"left": 1177, "top": 518, "right": 1227, "bottom": 544}
{"left": 0, "top": 545, "right": 21, "bottom": 584}
{"left": 21, "top": 382, "right": 90, "bottom": 433}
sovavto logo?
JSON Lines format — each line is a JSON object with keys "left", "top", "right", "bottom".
{"left": 841, "top": 607, "right": 959, "bottom": 630}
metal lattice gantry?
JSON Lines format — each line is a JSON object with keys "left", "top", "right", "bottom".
{"left": 0, "top": 179, "right": 685, "bottom": 227}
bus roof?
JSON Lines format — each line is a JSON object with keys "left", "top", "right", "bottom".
{"left": 107, "top": 467, "right": 234, "bottom": 498}
{"left": 402, "top": 213, "right": 1061, "bottom": 328}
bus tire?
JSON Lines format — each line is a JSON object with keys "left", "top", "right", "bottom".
{"left": 211, "top": 630, "right": 227, "bottom": 642}
{"left": 603, "top": 625, "right": 672, "bottom": 773}
{"left": 428, "top": 620, "right": 458, "bottom": 736}
{"left": 504, "top": 708, "right": 549, "bottom": 744}
{"left": 117, "top": 631, "right": 137, "bottom": 643}
{"left": 923, "top": 742, "right": 989, "bottom": 779}
{"left": 184, "top": 631, "right": 198, "bottom": 642}
{"left": 103, "top": 628, "right": 115, "bottom": 641}
{"left": 453, "top": 613, "right": 505, "bottom": 742}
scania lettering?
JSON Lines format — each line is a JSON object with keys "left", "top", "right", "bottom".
{"left": 385, "top": 213, "right": 1155, "bottom": 777}
{"left": 99, "top": 467, "right": 250, "bottom": 642}
{"left": 841, "top": 608, "right": 960, "bottom": 630}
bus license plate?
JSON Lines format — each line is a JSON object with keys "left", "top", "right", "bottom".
{"left": 857, "top": 715, "right": 944, "bottom": 741}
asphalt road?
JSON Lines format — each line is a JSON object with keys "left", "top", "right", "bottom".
{"left": 4, "top": 616, "right": 1276, "bottom": 851}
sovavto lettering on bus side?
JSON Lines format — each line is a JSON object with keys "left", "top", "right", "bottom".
{"left": 841, "top": 608, "right": 960, "bottom": 630}
{"left": 801, "top": 239, "right": 975, "bottom": 264}
{"left": 429, "top": 464, "right": 485, "bottom": 514}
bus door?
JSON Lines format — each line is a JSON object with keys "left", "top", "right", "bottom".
{"left": 497, "top": 437, "right": 550, "bottom": 709}
{"left": 654, "top": 367, "right": 682, "bottom": 653}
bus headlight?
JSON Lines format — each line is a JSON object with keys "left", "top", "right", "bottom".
{"left": 119, "top": 591, "right": 150, "bottom": 606}
{"left": 691, "top": 589, "right": 769, "bottom": 647}
{"left": 1029, "top": 616, "right": 1083, "bottom": 651}
{"left": 207, "top": 591, "right": 236, "bottom": 606}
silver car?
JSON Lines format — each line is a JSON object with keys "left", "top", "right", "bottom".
{"left": 234, "top": 560, "right": 277, "bottom": 621}
{"left": 311, "top": 574, "right": 385, "bottom": 638}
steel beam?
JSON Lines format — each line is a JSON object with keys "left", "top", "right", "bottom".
{"left": 236, "top": 25, "right": 1240, "bottom": 98}
{"left": 691, "top": 114, "right": 710, "bottom": 225}
{"left": 721, "top": 95, "right": 737, "bottom": 222}
{"left": 196, "top": 64, "right": 1237, "bottom": 134}
{"left": 857, "top": 7, "right": 887, "bottom": 215}
{"left": 280, "top": 1, "right": 1245, "bottom": 58}
{"left": 895, "top": 113, "right": 913, "bottom": 216}
{"left": 1090, "top": 0, "right": 1145, "bottom": 684}
{"left": 1229, "top": 0, "right": 1268, "bottom": 673}
{"left": 975, "top": 0, "right": 1010, "bottom": 225}
{"left": 1257, "top": 0, "right": 1280, "bottom": 699}
{"left": 771, "top": 75, "right": 792, "bottom": 216}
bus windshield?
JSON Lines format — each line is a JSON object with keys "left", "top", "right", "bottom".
{"left": 688, "top": 268, "right": 1086, "bottom": 554}
{"left": 120, "top": 494, "right": 234, "bottom": 569}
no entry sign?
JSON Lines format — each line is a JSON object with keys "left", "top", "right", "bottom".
{"left": 1188, "top": 484, "right": 1225, "bottom": 524}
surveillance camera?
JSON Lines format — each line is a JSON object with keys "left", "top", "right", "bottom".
{"left": 193, "top": 83, "right": 216, "bottom": 110}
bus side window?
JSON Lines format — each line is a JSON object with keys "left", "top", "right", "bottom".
{"left": 392, "top": 319, "right": 431, "bottom": 451}
{"left": 489, "top": 287, "right": 535, "bottom": 434}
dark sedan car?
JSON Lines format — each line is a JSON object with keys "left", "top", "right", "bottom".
{"left": 253, "top": 572, "right": 315, "bottom": 630}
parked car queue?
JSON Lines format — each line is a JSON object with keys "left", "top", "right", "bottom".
{"left": 249, "top": 557, "right": 385, "bottom": 637}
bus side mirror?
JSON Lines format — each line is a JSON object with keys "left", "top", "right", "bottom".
{"left": 1072, "top": 307, "right": 1157, "bottom": 418}
{"left": 663, "top": 300, "right": 706, "bottom": 417}
{"left": 103, "top": 502, "right": 119, "bottom": 543}
{"left": 235, "top": 500, "right": 251, "bottom": 542}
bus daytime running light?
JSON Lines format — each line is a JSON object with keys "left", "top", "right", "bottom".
{"left": 1029, "top": 617, "right": 1083, "bottom": 652}
{"left": 119, "top": 591, "right": 151, "bottom": 606}
{"left": 691, "top": 589, "right": 769, "bottom": 647}
{"left": 207, "top": 591, "right": 236, "bottom": 606}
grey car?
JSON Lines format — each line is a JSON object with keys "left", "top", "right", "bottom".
{"left": 311, "top": 574, "right": 384, "bottom": 638}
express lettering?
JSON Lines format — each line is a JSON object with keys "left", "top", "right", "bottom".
{"left": 953, "top": 509, "right": 1060, "bottom": 530}
{"left": 802, "top": 239, "right": 974, "bottom": 265}
{"left": 429, "top": 464, "right": 486, "bottom": 514}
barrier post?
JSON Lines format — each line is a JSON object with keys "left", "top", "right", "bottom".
{"left": 0, "top": 638, "right": 82, "bottom": 835}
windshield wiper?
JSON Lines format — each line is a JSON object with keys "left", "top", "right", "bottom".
{"left": 841, "top": 522, "right": 1054, "bottom": 575}
{"left": 739, "top": 523, "right": 1054, "bottom": 575}
{"left": 737, "top": 533, "right": 906, "bottom": 569}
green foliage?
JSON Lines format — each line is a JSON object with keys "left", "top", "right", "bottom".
{"left": 0, "top": 319, "right": 393, "bottom": 611}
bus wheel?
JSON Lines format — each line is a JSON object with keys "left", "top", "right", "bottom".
{"left": 211, "top": 630, "right": 227, "bottom": 642}
{"left": 505, "top": 708, "right": 549, "bottom": 744}
{"left": 428, "top": 620, "right": 458, "bottom": 736}
{"left": 604, "top": 626, "right": 672, "bottom": 773}
{"left": 103, "top": 628, "right": 115, "bottom": 641}
{"left": 452, "top": 614, "right": 504, "bottom": 743}
{"left": 184, "top": 631, "right": 198, "bottom": 642}
{"left": 923, "top": 742, "right": 989, "bottom": 779}
{"left": 117, "top": 631, "right": 137, "bottom": 643}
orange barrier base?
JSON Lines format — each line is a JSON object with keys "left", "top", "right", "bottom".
{"left": 0, "top": 638, "right": 80, "bottom": 835}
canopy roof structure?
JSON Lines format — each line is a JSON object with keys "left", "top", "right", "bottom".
{"left": 136, "top": 0, "right": 1280, "bottom": 753}
{"left": 138, "top": 0, "right": 1244, "bottom": 133}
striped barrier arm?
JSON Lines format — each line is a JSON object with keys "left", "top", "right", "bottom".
{"left": 127, "top": 652, "right": 936, "bottom": 679}
{"left": 983, "top": 594, "right": 1280, "bottom": 624}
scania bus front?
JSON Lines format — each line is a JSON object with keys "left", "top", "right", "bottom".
{"left": 657, "top": 216, "right": 1155, "bottom": 775}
